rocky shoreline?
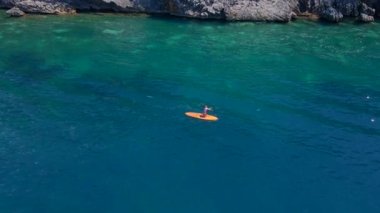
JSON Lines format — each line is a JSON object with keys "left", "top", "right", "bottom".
{"left": 1, "top": 0, "right": 379, "bottom": 23}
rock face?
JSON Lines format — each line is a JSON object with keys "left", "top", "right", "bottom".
{"left": 359, "top": 12, "right": 375, "bottom": 21}
{"left": 223, "top": 0, "right": 298, "bottom": 22}
{"left": 168, "top": 0, "right": 225, "bottom": 19}
{"left": 360, "top": 2, "right": 376, "bottom": 16}
{"left": 320, "top": 6, "right": 344, "bottom": 22}
{"left": 67, "top": 0, "right": 166, "bottom": 13}
{"left": 169, "top": 0, "right": 298, "bottom": 22}
{"left": 1, "top": 0, "right": 75, "bottom": 14}
{"left": 358, "top": 2, "right": 376, "bottom": 21}
{"left": 5, "top": 6, "right": 25, "bottom": 16}
{"left": 0, "top": 0, "right": 379, "bottom": 22}
{"left": 15, "top": 0, "right": 75, "bottom": 14}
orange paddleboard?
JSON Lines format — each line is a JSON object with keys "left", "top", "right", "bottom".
{"left": 185, "top": 112, "right": 218, "bottom": 121}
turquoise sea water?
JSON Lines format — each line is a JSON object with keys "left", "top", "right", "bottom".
{"left": 0, "top": 11, "right": 380, "bottom": 212}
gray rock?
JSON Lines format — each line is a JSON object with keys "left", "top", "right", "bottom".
{"left": 168, "top": 0, "right": 226, "bottom": 19}
{"left": 0, "top": 0, "right": 16, "bottom": 8}
{"left": 359, "top": 2, "right": 375, "bottom": 16}
{"left": 334, "top": 0, "right": 360, "bottom": 16}
{"left": 299, "top": 0, "right": 360, "bottom": 16}
{"left": 320, "top": 6, "right": 344, "bottom": 22}
{"left": 15, "top": 0, "right": 76, "bottom": 14}
{"left": 224, "top": 0, "right": 298, "bottom": 22}
{"left": 358, "top": 12, "right": 375, "bottom": 22}
{"left": 168, "top": 0, "right": 299, "bottom": 22}
{"left": 0, "top": 0, "right": 379, "bottom": 21}
{"left": 6, "top": 6, "right": 25, "bottom": 17}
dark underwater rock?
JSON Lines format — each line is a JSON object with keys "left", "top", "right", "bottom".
{"left": 6, "top": 6, "right": 25, "bottom": 16}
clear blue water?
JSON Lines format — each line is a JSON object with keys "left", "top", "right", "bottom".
{"left": 0, "top": 12, "right": 380, "bottom": 212}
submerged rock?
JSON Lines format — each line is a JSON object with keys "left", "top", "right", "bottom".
{"left": 6, "top": 6, "right": 25, "bottom": 17}
{"left": 320, "top": 6, "right": 343, "bottom": 22}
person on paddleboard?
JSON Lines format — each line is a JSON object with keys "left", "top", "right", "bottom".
{"left": 200, "top": 105, "right": 212, "bottom": 118}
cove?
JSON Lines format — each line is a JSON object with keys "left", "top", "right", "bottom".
{"left": 0, "top": 12, "right": 380, "bottom": 213}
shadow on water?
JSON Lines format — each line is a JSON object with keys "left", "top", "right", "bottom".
{"left": 289, "top": 80, "right": 380, "bottom": 137}
{"left": 127, "top": 69, "right": 183, "bottom": 98}
{"left": 56, "top": 69, "right": 174, "bottom": 98}
{"left": 149, "top": 14, "right": 291, "bottom": 27}
{"left": 316, "top": 17, "right": 380, "bottom": 27}
{"left": 315, "top": 80, "right": 380, "bottom": 112}
{"left": 3, "top": 51, "right": 66, "bottom": 83}
{"left": 147, "top": 13, "right": 298, "bottom": 28}
{"left": 147, "top": 13, "right": 229, "bottom": 25}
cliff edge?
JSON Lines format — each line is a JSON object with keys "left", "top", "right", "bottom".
{"left": 1, "top": 0, "right": 379, "bottom": 22}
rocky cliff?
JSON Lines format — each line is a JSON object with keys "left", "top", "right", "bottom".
{"left": 1, "top": 0, "right": 379, "bottom": 22}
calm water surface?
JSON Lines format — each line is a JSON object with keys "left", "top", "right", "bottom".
{"left": 0, "top": 11, "right": 380, "bottom": 212}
